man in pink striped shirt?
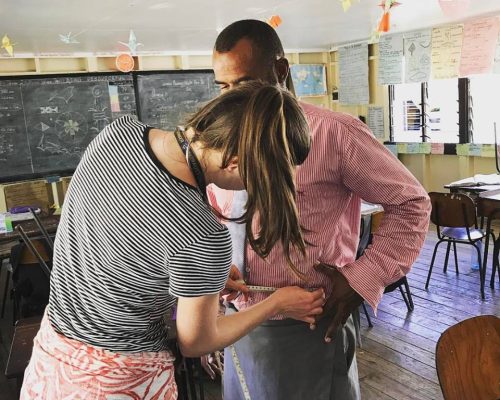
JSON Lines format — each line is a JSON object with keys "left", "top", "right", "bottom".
{"left": 210, "top": 20, "right": 431, "bottom": 400}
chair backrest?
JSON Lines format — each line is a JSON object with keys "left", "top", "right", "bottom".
{"left": 429, "top": 192, "right": 477, "bottom": 228}
{"left": 435, "top": 315, "right": 500, "bottom": 400}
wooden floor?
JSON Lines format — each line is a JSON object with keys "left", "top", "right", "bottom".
{"left": 0, "top": 229, "right": 499, "bottom": 399}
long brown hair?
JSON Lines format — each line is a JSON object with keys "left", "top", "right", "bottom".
{"left": 184, "top": 81, "right": 310, "bottom": 277}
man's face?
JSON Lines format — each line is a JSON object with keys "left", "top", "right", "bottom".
{"left": 213, "top": 38, "right": 277, "bottom": 93}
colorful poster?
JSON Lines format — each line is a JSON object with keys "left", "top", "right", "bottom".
{"left": 456, "top": 143, "right": 470, "bottom": 156}
{"left": 468, "top": 143, "right": 482, "bottom": 156}
{"left": 290, "top": 64, "right": 327, "bottom": 97}
{"left": 339, "top": 43, "right": 369, "bottom": 105}
{"left": 459, "top": 17, "right": 500, "bottom": 77}
{"left": 404, "top": 30, "right": 432, "bottom": 83}
{"left": 378, "top": 33, "right": 404, "bottom": 85}
{"left": 481, "top": 144, "right": 496, "bottom": 158}
{"left": 407, "top": 143, "right": 421, "bottom": 153}
{"left": 397, "top": 143, "right": 408, "bottom": 153}
{"left": 431, "top": 25, "right": 464, "bottom": 79}
{"left": 431, "top": 142, "right": 445, "bottom": 154}
{"left": 367, "top": 106, "right": 385, "bottom": 139}
{"left": 420, "top": 143, "right": 432, "bottom": 154}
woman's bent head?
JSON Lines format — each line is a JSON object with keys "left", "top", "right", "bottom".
{"left": 184, "top": 81, "right": 310, "bottom": 276}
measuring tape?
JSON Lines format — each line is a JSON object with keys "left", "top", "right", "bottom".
{"left": 246, "top": 285, "right": 277, "bottom": 293}
{"left": 230, "top": 344, "right": 252, "bottom": 400}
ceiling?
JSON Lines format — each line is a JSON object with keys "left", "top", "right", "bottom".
{"left": 2, "top": 0, "right": 500, "bottom": 57}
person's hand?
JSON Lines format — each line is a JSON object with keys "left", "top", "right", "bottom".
{"left": 271, "top": 286, "right": 325, "bottom": 324}
{"left": 314, "top": 263, "right": 363, "bottom": 342}
{"left": 220, "top": 264, "right": 249, "bottom": 301}
{"left": 200, "top": 351, "right": 224, "bottom": 380}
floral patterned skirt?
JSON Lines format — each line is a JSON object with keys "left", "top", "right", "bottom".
{"left": 20, "top": 310, "right": 177, "bottom": 399}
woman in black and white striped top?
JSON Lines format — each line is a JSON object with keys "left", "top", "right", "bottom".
{"left": 21, "top": 81, "right": 325, "bottom": 399}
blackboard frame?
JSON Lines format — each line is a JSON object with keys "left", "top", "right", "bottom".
{"left": 0, "top": 69, "right": 218, "bottom": 184}
{"left": 0, "top": 71, "right": 136, "bottom": 183}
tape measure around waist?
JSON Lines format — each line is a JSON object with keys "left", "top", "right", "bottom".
{"left": 230, "top": 344, "right": 252, "bottom": 400}
{"left": 246, "top": 285, "right": 277, "bottom": 293}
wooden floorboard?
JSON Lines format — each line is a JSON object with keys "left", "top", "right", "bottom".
{"left": 0, "top": 230, "right": 498, "bottom": 399}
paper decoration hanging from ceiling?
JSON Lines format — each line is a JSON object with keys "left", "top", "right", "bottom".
{"left": 1, "top": 35, "right": 15, "bottom": 57}
{"left": 377, "top": 33, "right": 404, "bottom": 85}
{"left": 459, "top": 17, "right": 500, "bottom": 77}
{"left": 438, "top": 0, "right": 471, "bottom": 17}
{"left": 377, "top": 0, "right": 401, "bottom": 33}
{"left": 116, "top": 53, "right": 135, "bottom": 72}
{"left": 404, "top": 29, "right": 432, "bottom": 83}
{"left": 339, "top": 0, "right": 359, "bottom": 12}
{"left": 266, "top": 15, "right": 282, "bottom": 28}
{"left": 59, "top": 32, "right": 80, "bottom": 44}
{"left": 119, "top": 30, "right": 143, "bottom": 55}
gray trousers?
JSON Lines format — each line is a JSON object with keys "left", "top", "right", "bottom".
{"left": 224, "top": 308, "right": 360, "bottom": 400}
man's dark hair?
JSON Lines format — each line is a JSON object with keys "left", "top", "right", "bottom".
{"left": 215, "top": 19, "right": 285, "bottom": 65}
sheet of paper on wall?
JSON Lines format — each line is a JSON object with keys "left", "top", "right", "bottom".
{"left": 481, "top": 144, "right": 496, "bottom": 157}
{"left": 377, "top": 33, "right": 404, "bottom": 85}
{"left": 459, "top": 17, "right": 500, "bottom": 77}
{"left": 431, "top": 142, "right": 444, "bottom": 154}
{"left": 367, "top": 106, "right": 385, "bottom": 139}
{"left": 290, "top": 64, "right": 327, "bottom": 97}
{"left": 339, "top": 43, "right": 369, "bottom": 105}
{"left": 384, "top": 144, "right": 398, "bottom": 158}
{"left": 494, "top": 32, "right": 500, "bottom": 74}
{"left": 468, "top": 143, "right": 482, "bottom": 156}
{"left": 406, "top": 143, "right": 421, "bottom": 154}
{"left": 456, "top": 143, "right": 470, "bottom": 156}
{"left": 431, "top": 25, "right": 464, "bottom": 79}
{"left": 404, "top": 30, "right": 432, "bottom": 83}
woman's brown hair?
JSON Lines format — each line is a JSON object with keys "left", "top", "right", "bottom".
{"left": 184, "top": 81, "right": 310, "bottom": 277}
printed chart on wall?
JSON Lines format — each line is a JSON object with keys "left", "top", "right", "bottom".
{"left": 0, "top": 74, "right": 136, "bottom": 180}
{"left": 136, "top": 71, "right": 220, "bottom": 130}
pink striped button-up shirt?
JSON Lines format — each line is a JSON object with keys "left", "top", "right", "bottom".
{"left": 209, "top": 102, "right": 431, "bottom": 315}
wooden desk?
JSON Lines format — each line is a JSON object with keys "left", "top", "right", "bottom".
{"left": 0, "top": 214, "right": 60, "bottom": 245}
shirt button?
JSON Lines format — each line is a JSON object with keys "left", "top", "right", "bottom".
{"left": 245, "top": 267, "right": 251, "bottom": 273}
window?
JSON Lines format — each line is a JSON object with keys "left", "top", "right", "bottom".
{"left": 469, "top": 74, "right": 500, "bottom": 144}
{"left": 390, "top": 79, "right": 462, "bottom": 143}
{"left": 391, "top": 82, "right": 422, "bottom": 142}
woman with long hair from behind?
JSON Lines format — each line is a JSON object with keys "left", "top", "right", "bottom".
{"left": 20, "top": 81, "right": 323, "bottom": 399}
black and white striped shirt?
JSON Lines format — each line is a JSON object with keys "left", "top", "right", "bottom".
{"left": 48, "top": 116, "right": 232, "bottom": 352}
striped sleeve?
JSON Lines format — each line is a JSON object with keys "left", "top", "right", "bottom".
{"left": 337, "top": 118, "right": 431, "bottom": 311}
{"left": 168, "top": 228, "right": 232, "bottom": 297}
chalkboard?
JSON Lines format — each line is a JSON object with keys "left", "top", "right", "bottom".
{"left": 0, "top": 74, "right": 136, "bottom": 181}
{"left": 136, "top": 71, "right": 220, "bottom": 130}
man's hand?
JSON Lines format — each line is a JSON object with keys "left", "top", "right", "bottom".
{"left": 200, "top": 351, "right": 224, "bottom": 380}
{"left": 314, "top": 263, "right": 363, "bottom": 342}
{"left": 220, "top": 264, "right": 249, "bottom": 301}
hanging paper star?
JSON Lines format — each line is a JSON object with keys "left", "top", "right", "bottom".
{"left": 1, "top": 35, "right": 15, "bottom": 57}
{"left": 266, "top": 15, "right": 282, "bottom": 29}
{"left": 118, "top": 30, "right": 143, "bottom": 55}
{"left": 59, "top": 32, "right": 80, "bottom": 44}
{"left": 339, "top": 0, "right": 359, "bottom": 12}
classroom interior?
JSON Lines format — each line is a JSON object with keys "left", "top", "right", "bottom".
{"left": 0, "top": 0, "right": 500, "bottom": 399}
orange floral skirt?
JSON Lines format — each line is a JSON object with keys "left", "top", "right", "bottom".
{"left": 20, "top": 310, "right": 177, "bottom": 399}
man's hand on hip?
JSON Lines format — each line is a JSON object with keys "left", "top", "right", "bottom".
{"left": 314, "top": 263, "right": 364, "bottom": 342}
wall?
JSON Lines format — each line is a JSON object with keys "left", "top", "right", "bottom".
{"left": 0, "top": 47, "right": 495, "bottom": 202}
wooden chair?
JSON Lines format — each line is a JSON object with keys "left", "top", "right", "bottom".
{"left": 477, "top": 197, "right": 500, "bottom": 290}
{"left": 426, "top": 192, "right": 487, "bottom": 300}
{"left": 435, "top": 315, "right": 500, "bottom": 400}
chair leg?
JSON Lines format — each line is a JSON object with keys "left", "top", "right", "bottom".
{"left": 474, "top": 243, "right": 485, "bottom": 300}
{"left": 453, "top": 242, "right": 459, "bottom": 274}
{"left": 402, "top": 277, "right": 414, "bottom": 311}
{"left": 1, "top": 269, "right": 11, "bottom": 318}
{"left": 443, "top": 241, "right": 451, "bottom": 273}
{"left": 362, "top": 303, "right": 373, "bottom": 328}
{"left": 491, "top": 241, "right": 500, "bottom": 289}
{"left": 426, "top": 240, "right": 444, "bottom": 289}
